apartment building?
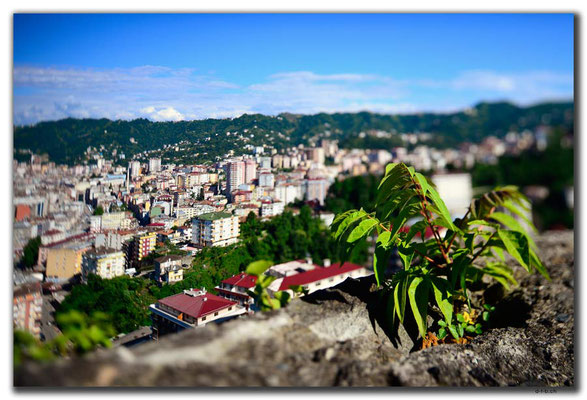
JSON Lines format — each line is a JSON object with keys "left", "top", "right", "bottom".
{"left": 13, "top": 282, "right": 43, "bottom": 338}
{"left": 191, "top": 212, "right": 240, "bottom": 248}
{"left": 127, "top": 232, "right": 157, "bottom": 266}
{"left": 82, "top": 247, "right": 126, "bottom": 281}
{"left": 45, "top": 242, "right": 92, "bottom": 281}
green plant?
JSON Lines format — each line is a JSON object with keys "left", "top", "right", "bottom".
{"left": 14, "top": 310, "right": 116, "bottom": 366}
{"left": 331, "top": 162, "right": 548, "bottom": 344}
{"left": 245, "top": 260, "right": 307, "bottom": 311}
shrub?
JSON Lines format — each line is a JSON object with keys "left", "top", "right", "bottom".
{"left": 331, "top": 163, "right": 548, "bottom": 344}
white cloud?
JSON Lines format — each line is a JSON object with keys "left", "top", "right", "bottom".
{"left": 12, "top": 65, "right": 573, "bottom": 125}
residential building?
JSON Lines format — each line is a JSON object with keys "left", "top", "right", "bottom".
{"left": 149, "top": 158, "right": 162, "bottom": 173}
{"left": 244, "top": 159, "right": 257, "bottom": 183}
{"left": 215, "top": 272, "right": 257, "bottom": 307}
{"left": 154, "top": 255, "right": 184, "bottom": 281}
{"left": 45, "top": 242, "right": 91, "bottom": 281}
{"left": 305, "top": 178, "right": 329, "bottom": 205}
{"left": 82, "top": 248, "right": 126, "bottom": 281}
{"left": 129, "top": 232, "right": 157, "bottom": 265}
{"left": 13, "top": 282, "right": 43, "bottom": 338}
{"left": 259, "top": 172, "right": 275, "bottom": 188}
{"left": 163, "top": 267, "right": 184, "bottom": 284}
{"left": 260, "top": 200, "right": 284, "bottom": 218}
{"left": 149, "top": 288, "right": 243, "bottom": 338}
{"left": 192, "top": 212, "right": 240, "bottom": 248}
{"left": 226, "top": 161, "right": 245, "bottom": 194}
{"left": 274, "top": 262, "right": 370, "bottom": 296}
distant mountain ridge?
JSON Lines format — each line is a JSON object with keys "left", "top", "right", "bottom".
{"left": 13, "top": 101, "right": 574, "bottom": 165}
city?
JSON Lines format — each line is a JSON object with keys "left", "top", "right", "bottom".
{"left": 11, "top": 12, "right": 575, "bottom": 388}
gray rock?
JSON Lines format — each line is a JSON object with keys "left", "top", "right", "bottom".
{"left": 14, "top": 231, "right": 574, "bottom": 387}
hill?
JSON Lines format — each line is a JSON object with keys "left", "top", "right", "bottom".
{"left": 13, "top": 101, "right": 574, "bottom": 165}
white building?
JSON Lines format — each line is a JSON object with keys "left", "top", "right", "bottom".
{"left": 82, "top": 248, "right": 126, "bottom": 281}
{"left": 260, "top": 200, "right": 284, "bottom": 218}
{"left": 258, "top": 172, "right": 275, "bottom": 188}
{"left": 192, "top": 212, "right": 240, "bottom": 248}
{"left": 149, "top": 158, "right": 162, "bottom": 173}
{"left": 305, "top": 179, "right": 329, "bottom": 205}
{"left": 431, "top": 173, "right": 473, "bottom": 219}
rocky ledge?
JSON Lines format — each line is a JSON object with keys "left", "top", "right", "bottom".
{"left": 15, "top": 231, "right": 574, "bottom": 387}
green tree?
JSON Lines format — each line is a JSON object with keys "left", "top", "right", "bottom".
{"left": 21, "top": 236, "right": 41, "bottom": 268}
{"left": 93, "top": 206, "right": 104, "bottom": 216}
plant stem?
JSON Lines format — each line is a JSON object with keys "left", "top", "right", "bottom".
{"left": 470, "top": 231, "right": 496, "bottom": 265}
{"left": 446, "top": 208, "right": 470, "bottom": 251}
{"left": 413, "top": 178, "right": 451, "bottom": 265}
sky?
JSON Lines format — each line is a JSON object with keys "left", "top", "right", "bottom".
{"left": 13, "top": 13, "right": 574, "bottom": 125}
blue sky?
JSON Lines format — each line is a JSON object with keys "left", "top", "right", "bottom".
{"left": 13, "top": 13, "right": 574, "bottom": 124}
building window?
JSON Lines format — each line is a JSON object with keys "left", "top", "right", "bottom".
{"left": 202, "top": 316, "right": 206, "bottom": 321}
{"left": 228, "top": 307, "right": 232, "bottom": 311}
{"left": 214, "top": 312, "right": 219, "bottom": 316}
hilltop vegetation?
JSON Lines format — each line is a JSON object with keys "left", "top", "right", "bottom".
{"left": 13, "top": 101, "right": 573, "bottom": 165}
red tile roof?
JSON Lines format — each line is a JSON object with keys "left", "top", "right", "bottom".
{"left": 221, "top": 272, "right": 257, "bottom": 289}
{"left": 278, "top": 262, "right": 364, "bottom": 291}
{"left": 158, "top": 292, "right": 236, "bottom": 319}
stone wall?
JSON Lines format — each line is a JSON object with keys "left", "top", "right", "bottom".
{"left": 15, "top": 231, "right": 574, "bottom": 387}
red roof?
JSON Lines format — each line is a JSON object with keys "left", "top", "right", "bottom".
{"left": 278, "top": 262, "right": 364, "bottom": 291}
{"left": 158, "top": 292, "right": 236, "bottom": 319}
{"left": 215, "top": 287, "right": 252, "bottom": 299}
{"left": 221, "top": 273, "right": 257, "bottom": 289}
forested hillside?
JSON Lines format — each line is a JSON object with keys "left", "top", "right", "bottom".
{"left": 13, "top": 101, "right": 573, "bottom": 165}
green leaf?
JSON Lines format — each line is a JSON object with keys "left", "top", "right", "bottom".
{"left": 481, "top": 262, "right": 517, "bottom": 290}
{"left": 390, "top": 197, "right": 421, "bottom": 241}
{"left": 408, "top": 276, "right": 430, "bottom": 338}
{"left": 414, "top": 172, "right": 430, "bottom": 197}
{"left": 448, "top": 324, "right": 460, "bottom": 339}
{"left": 245, "top": 260, "right": 274, "bottom": 276}
{"left": 430, "top": 277, "right": 453, "bottom": 324}
{"left": 373, "top": 231, "right": 392, "bottom": 286}
{"left": 437, "top": 327, "right": 447, "bottom": 340}
{"left": 497, "top": 229, "right": 530, "bottom": 271}
{"left": 397, "top": 243, "right": 415, "bottom": 270}
{"left": 393, "top": 273, "right": 410, "bottom": 323}
{"left": 426, "top": 184, "right": 456, "bottom": 231}
{"left": 406, "top": 220, "right": 428, "bottom": 243}
{"left": 347, "top": 218, "right": 378, "bottom": 243}
{"left": 491, "top": 211, "right": 536, "bottom": 248}
{"left": 333, "top": 210, "right": 365, "bottom": 239}
{"left": 530, "top": 248, "right": 550, "bottom": 280}
{"left": 274, "top": 291, "right": 291, "bottom": 307}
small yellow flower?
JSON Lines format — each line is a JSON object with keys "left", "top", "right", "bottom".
{"left": 462, "top": 312, "right": 474, "bottom": 324}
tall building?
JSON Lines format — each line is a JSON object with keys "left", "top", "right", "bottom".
{"left": 192, "top": 212, "right": 240, "bottom": 248}
{"left": 128, "top": 161, "right": 141, "bottom": 178}
{"left": 305, "top": 178, "right": 329, "bottom": 205}
{"left": 13, "top": 282, "right": 43, "bottom": 338}
{"left": 244, "top": 159, "right": 257, "bottom": 183}
{"left": 258, "top": 172, "right": 275, "bottom": 188}
{"left": 149, "top": 158, "right": 162, "bottom": 173}
{"left": 82, "top": 248, "right": 126, "bottom": 281}
{"left": 306, "top": 147, "right": 325, "bottom": 165}
{"left": 128, "top": 232, "right": 157, "bottom": 266}
{"left": 45, "top": 242, "right": 91, "bottom": 281}
{"left": 225, "top": 161, "right": 245, "bottom": 194}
